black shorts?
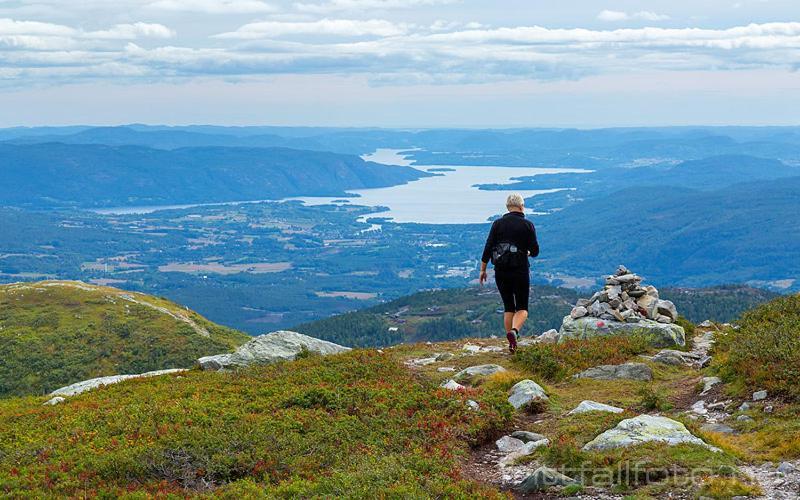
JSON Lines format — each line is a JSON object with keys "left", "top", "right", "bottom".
{"left": 495, "top": 269, "right": 530, "bottom": 313}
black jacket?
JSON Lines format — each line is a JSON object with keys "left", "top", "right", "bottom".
{"left": 481, "top": 212, "right": 539, "bottom": 269}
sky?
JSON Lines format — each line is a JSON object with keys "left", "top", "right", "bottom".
{"left": 0, "top": 0, "right": 798, "bottom": 127}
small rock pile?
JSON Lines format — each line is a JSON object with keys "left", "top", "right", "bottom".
{"left": 569, "top": 265, "right": 678, "bottom": 325}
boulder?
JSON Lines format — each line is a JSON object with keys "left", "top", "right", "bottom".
{"left": 573, "top": 363, "right": 653, "bottom": 382}
{"left": 43, "top": 396, "right": 65, "bottom": 406}
{"left": 50, "top": 369, "right": 187, "bottom": 397}
{"left": 441, "top": 379, "right": 465, "bottom": 391}
{"left": 466, "top": 400, "right": 480, "bottom": 411}
{"left": 496, "top": 435, "right": 526, "bottom": 453}
{"left": 535, "top": 329, "right": 559, "bottom": 344}
{"left": 568, "top": 400, "right": 624, "bottom": 415}
{"left": 753, "top": 390, "right": 768, "bottom": 401}
{"left": 198, "top": 330, "right": 350, "bottom": 371}
{"left": 453, "top": 364, "right": 506, "bottom": 382}
{"left": 583, "top": 415, "right": 717, "bottom": 452}
{"left": 511, "top": 430, "right": 548, "bottom": 443}
{"left": 777, "top": 462, "right": 796, "bottom": 475}
{"left": 558, "top": 316, "right": 685, "bottom": 347}
{"left": 701, "top": 423, "right": 736, "bottom": 435}
{"left": 700, "top": 377, "right": 722, "bottom": 396}
{"left": 652, "top": 349, "right": 689, "bottom": 366}
{"left": 656, "top": 300, "right": 678, "bottom": 321}
{"left": 516, "top": 467, "right": 577, "bottom": 493}
{"left": 570, "top": 306, "right": 588, "bottom": 319}
{"left": 508, "top": 379, "right": 548, "bottom": 410}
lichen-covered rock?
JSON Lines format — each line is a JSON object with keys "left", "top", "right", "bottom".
{"left": 198, "top": 330, "right": 350, "bottom": 371}
{"left": 558, "top": 316, "right": 685, "bottom": 347}
{"left": 453, "top": 364, "right": 506, "bottom": 382}
{"left": 511, "top": 430, "right": 548, "bottom": 443}
{"left": 441, "top": 379, "right": 465, "bottom": 391}
{"left": 508, "top": 379, "right": 548, "bottom": 410}
{"left": 50, "top": 369, "right": 187, "bottom": 397}
{"left": 516, "top": 466, "right": 577, "bottom": 492}
{"left": 573, "top": 362, "right": 653, "bottom": 382}
{"left": 582, "top": 415, "right": 717, "bottom": 452}
{"left": 568, "top": 400, "right": 624, "bottom": 415}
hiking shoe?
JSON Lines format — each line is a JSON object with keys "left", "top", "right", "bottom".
{"left": 506, "top": 331, "right": 517, "bottom": 353}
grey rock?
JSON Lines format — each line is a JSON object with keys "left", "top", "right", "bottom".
{"left": 536, "top": 329, "right": 559, "bottom": 344}
{"left": 574, "top": 363, "right": 653, "bottom": 382}
{"left": 737, "top": 415, "right": 754, "bottom": 422}
{"left": 656, "top": 300, "right": 678, "bottom": 321}
{"left": 777, "top": 462, "right": 796, "bottom": 474}
{"left": 568, "top": 400, "right": 624, "bottom": 415}
{"left": 437, "top": 367, "right": 456, "bottom": 372}
{"left": 511, "top": 430, "right": 548, "bottom": 443}
{"left": 466, "top": 400, "right": 480, "bottom": 411}
{"left": 570, "top": 306, "right": 588, "bottom": 319}
{"left": 198, "top": 330, "right": 350, "bottom": 371}
{"left": 558, "top": 316, "right": 685, "bottom": 347}
{"left": 508, "top": 379, "right": 548, "bottom": 410}
{"left": 699, "top": 320, "right": 715, "bottom": 328}
{"left": 753, "top": 390, "right": 768, "bottom": 401}
{"left": 764, "top": 405, "right": 774, "bottom": 414}
{"left": 516, "top": 466, "right": 577, "bottom": 493}
{"left": 496, "top": 435, "right": 527, "bottom": 453}
{"left": 453, "top": 364, "right": 507, "bottom": 382}
{"left": 583, "top": 415, "right": 717, "bottom": 452}
{"left": 701, "top": 423, "right": 736, "bottom": 435}
{"left": 701, "top": 377, "right": 722, "bottom": 395}
{"left": 441, "top": 379, "right": 465, "bottom": 391}
{"left": 51, "top": 369, "right": 187, "bottom": 397}
{"left": 645, "top": 285, "right": 660, "bottom": 298}
{"left": 43, "top": 396, "right": 65, "bottom": 406}
{"left": 739, "top": 402, "right": 751, "bottom": 411}
{"left": 435, "top": 352, "right": 454, "bottom": 361}
{"left": 653, "top": 349, "right": 689, "bottom": 366}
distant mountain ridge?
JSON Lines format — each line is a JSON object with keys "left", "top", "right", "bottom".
{"left": 0, "top": 142, "right": 429, "bottom": 208}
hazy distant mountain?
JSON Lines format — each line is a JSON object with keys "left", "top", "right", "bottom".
{"left": 0, "top": 143, "right": 429, "bottom": 208}
{"left": 539, "top": 175, "right": 800, "bottom": 287}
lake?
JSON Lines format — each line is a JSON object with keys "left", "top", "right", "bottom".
{"left": 93, "top": 149, "right": 590, "bottom": 224}
{"left": 288, "top": 149, "right": 590, "bottom": 224}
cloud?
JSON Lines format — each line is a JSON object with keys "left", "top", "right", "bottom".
{"left": 84, "top": 22, "right": 175, "bottom": 39}
{"left": 146, "top": 0, "right": 277, "bottom": 14}
{"left": 2, "top": 18, "right": 800, "bottom": 88}
{"left": 294, "top": 0, "right": 458, "bottom": 14}
{"left": 214, "top": 18, "right": 409, "bottom": 38}
{"left": 598, "top": 10, "right": 670, "bottom": 22}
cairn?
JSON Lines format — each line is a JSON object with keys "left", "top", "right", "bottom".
{"left": 569, "top": 265, "right": 678, "bottom": 325}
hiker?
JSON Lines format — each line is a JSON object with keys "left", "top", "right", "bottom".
{"left": 479, "top": 194, "right": 539, "bottom": 353}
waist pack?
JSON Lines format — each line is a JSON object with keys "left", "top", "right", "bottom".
{"left": 491, "top": 242, "right": 526, "bottom": 269}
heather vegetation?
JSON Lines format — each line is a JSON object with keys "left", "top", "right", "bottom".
{"left": 0, "top": 281, "right": 248, "bottom": 397}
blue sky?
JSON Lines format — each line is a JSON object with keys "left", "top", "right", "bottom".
{"left": 0, "top": 0, "right": 798, "bottom": 127}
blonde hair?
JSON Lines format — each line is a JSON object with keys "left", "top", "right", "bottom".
{"left": 506, "top": 193, "right": 525, "bottom": 210}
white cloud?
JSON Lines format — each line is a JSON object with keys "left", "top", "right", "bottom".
{"left": 146, "top": 0, "right": 277, "bottom": 14}
{"left": 84, "top": 22, "right": 175, "bottom": 39}
{"left": 598, "top": 10, "right": 670, "bottom": 22}
{"left": 215, "top": 18, "right": 409, "bottom": 38}
{"left": 0, "top": 18, "right": 76, "bottom": 36}
{"left": 294, "top": 0, "right": 458, "bottom": 14}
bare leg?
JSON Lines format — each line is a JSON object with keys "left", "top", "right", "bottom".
{"left": 503, "top": 312, "right": 514, "bottom": 333}
{"left": 512, "top": 310, "right": 528, "bottom": 332}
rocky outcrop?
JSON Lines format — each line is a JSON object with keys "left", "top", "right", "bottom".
{"left": 50, "top": 369, "right": 187, "bottom": 398}
{"left": 516, "top": 466, "right": 577, "bottom": 493}
{"left": 558, "top": 265, "right": 685, "bottom": 347}
{"left": 583, "top": 415, "right": 718, "bottom": 452}
{"left": 198, "top": 330, "right": 350, "bottom": 371}
{"left": 508, "top": 379, "right": 548, "bottom": 410}
{"left": 568, "top": 400, "right": 624, "bottom": 415}
{"left": 453, "top": 364, "right": 506, "bottom": 382}
{"left": 573, "top": 362, "right": 653, "bottom": 382}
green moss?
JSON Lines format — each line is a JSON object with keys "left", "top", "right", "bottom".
{"left": 0, "top": 281, "right": 249, "bottom": 397}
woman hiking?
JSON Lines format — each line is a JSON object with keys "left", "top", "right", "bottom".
{"left": 479, "top": 194, "right": 540, "bottom": 353}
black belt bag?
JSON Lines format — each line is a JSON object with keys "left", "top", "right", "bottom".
{"left": 491, "top": 242, "right": 525, "bottom": 269}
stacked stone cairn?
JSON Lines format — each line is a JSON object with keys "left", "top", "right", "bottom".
{"left": 569, "top": 265, "right": 678, "bottom": 325}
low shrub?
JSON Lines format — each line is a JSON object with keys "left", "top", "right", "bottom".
{"left": 697, "top": 477, "right": 762, "bottom": 499}
{"left": 712, "top": 294, "right": 800, "bottom": 401}
{"left": 513, "top": 335, "right": 654, "bottom": 382}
